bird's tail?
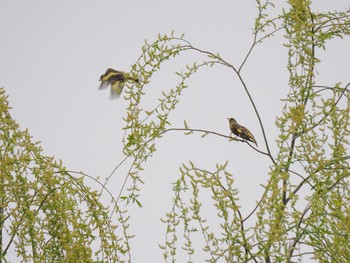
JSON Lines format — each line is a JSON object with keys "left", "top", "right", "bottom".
{"left": 125, "top": 73, "right": 139, "bottom": 83}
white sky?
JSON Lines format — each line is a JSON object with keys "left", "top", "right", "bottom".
{"left": 1, "top": 1, "right": 349, "bottom": 262}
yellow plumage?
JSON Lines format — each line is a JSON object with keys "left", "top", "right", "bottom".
{"left": 99, "top": 68, "right": 139, "bottom": 98}
{"left": 228, "top": 118, "right": 257, "bottom": 146}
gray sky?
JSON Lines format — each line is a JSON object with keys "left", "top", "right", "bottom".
{"left": 1, "top": 1, "right": 349, "bottom": 262}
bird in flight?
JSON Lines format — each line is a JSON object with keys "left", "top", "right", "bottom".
{"left": 99, "top": 68, "right": 139, "bottom": 98}
{"left": 228, "top": 117, "right": 257, "bottom": 146}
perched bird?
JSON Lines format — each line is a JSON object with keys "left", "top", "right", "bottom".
{"left": 228, "top": 117, "right": 257, "bottom": 146}
{"left": 99, "top": 68, "right": 139, "bottom": 98}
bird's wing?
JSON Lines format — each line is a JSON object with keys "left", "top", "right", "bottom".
{"left": 110, "top": 81, "right": 125, "bottom": 98}
{"left": 243, "top": 128, "right": 254, "bottom": 138}
{"left": 235, "top": 127, "right": 245, "bottom": 137}
{"left": 242, "top": 127, "right": 257, "bottom": 144}
{"left": 101, "top": 71, "right": 119, "bottom": 82}
{"left": 99, "top": 81, "right": 110, "bottom": 90}
{"left": 235, "top": 126, "right": 252, "bottom": 140}
{"left": 105, "top": 68, "right": 123, "bottom": 75}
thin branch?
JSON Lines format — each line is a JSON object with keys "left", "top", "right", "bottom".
{"left": 239, "top": 18, "right": 283, "bottom": 73}
{"left": 180, "top": 44, "right": 276, "bottom": 165}
{"left": 161, "top": 127, "right": 270, "bottom": 156}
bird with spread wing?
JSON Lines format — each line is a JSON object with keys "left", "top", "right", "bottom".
{"left": 99, "top": 68, "right": 139, "bottom": 98}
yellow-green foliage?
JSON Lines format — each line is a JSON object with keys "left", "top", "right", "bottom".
{"left": 0, "top": 88, "right": 128, "bottom": 262}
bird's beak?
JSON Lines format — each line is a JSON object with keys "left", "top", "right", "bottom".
{"left": 227, "top": 118, "right": 230, "bottom": 121}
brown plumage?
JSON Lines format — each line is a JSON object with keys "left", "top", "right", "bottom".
{"left": 99, "top": 68, "right": 139, "bottom": 98}
{"left": 228, "top": 118, "right": 257, "bottom": 146}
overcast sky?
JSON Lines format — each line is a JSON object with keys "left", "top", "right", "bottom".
{"left": 1, "top": 1, "right": 349, "bottom": 262}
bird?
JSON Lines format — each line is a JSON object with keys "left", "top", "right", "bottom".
{"left": 99, "top": 68, "right": 139, "bottom": 98}
{"left": 228, "top": 117, "right": 257, "bottom": 146}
